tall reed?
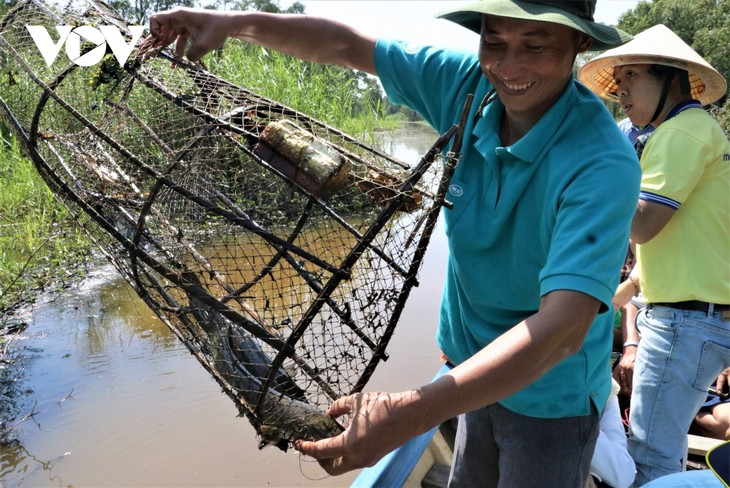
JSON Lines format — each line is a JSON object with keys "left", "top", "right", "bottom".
{"left": 207, "top": 42, "right": 394, "bottom": 138}
{"left": 0, "top": 133, "right": 90, "bottom": 312}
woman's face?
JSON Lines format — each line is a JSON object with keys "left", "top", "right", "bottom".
{"left": 613, "top": 64, "right": 665, "bottom": 127}
{"left": 478, "top": 15, "right": 591, "bottom": 126}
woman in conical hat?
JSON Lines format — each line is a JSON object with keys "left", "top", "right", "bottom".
{"left": 579, "top": 24, "right": 726, "bottom": 123}
{"left": 581, "top": 24, "right": 730, "bottom": 486}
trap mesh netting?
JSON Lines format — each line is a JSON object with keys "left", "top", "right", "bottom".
{"left": 0, "top": 0, "right": 468, "bottom": 449}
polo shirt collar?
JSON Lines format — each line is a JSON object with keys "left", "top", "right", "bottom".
{"left": 472, "top": 77, "right": 578, "bottom": 164}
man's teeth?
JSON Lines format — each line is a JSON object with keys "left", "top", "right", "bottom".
{"left": 504, "top": 81, "right": 534, "bottom": 91}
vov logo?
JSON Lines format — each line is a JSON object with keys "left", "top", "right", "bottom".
{"left": 26, "top": 25, "right": 145, "bottom": 67}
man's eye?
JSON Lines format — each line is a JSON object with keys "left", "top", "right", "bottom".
{"left": 481, "top": 39, "right": 504, "bottom": 49}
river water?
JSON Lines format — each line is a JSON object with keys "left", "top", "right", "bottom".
{"left": 0, "top": 124, "right": 450, "bottom": 487}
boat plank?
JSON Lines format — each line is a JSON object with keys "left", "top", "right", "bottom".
{"left": 688, "top": 434, "right": 724, "bottom": 457}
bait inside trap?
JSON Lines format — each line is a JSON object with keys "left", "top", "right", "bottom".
{"left": 0, "top": 0, "right": 467, "bottom": 450}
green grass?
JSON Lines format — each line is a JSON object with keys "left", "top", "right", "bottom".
{"left": 0, "top": 132, "right": 91, "bottom": 313}
{"left": 0, "top": 39, "right": 400, "bottom": 315}
{"left": 206, "top": 42, "right": 398, "bottom": 138}
{"left": 711, "top": 104, "right": 730, "bottom": 136}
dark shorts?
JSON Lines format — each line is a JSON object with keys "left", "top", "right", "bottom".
{"left": 448, "top": 402, "right": 600, "bottom": 488}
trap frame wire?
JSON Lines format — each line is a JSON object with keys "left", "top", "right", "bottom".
{"left": 0, "top": 0, "right": 470, "bottom": 449}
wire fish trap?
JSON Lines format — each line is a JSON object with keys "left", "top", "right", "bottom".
{"left": 0, "top": 0, "right": 469, "bottom": 450}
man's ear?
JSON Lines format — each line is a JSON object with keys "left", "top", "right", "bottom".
{"left": 577, "top": 34, "right": 593, "bottom": 54}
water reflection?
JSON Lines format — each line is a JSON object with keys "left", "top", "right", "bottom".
{"left": 1, "top": 441, "right": 61, "bottom": 487}
{"left": 0, "top": 124, "right": 447, "bottom": 487}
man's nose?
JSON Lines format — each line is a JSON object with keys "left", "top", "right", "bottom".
{"left": 492, "top": 49, "right": 527, "bottom": 77}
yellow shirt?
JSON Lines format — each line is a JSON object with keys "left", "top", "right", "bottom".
{"left": 637, "top": 108, "right": 730, "bottom": 304}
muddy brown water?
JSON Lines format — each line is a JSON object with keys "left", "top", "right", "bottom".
{"left": 0, "top": 125, "right": 450, "bottom": 487}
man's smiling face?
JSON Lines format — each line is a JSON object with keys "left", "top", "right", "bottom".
{"left": 479, "top": 15, "right": 591, "bottom": 126}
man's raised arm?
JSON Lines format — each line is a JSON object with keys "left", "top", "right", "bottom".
{"left": 147, "top": 8, "right": 377, "bottom": 74}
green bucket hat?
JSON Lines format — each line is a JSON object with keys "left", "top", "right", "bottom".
{"left": 438, "top": 0, "right": 632, "bottom": 51}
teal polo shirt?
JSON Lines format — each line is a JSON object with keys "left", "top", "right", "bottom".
{"left": 375, "top": 39, "right": 640, "bottom": 418}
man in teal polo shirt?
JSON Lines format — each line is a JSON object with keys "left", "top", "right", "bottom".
{"left": 147, "top": 1, "right": 640, "bottom": 485}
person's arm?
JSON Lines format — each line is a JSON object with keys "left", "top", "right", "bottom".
{"left": 613, "top": 275, "right": 638, "bottom": 309}
{"left": 630, "top": 193, "right": 676, "bottom": 244}
{"left": 614, "top": 240, "right": 638, "bottom": 309}
{"left": 614, "top": 303, "right": 641, "bottom": 394}
{"left": 612, "top": 263, "right": 642, "bottom": 393}
{"left": 147, "top": 8, "right": 377, "bottom": 74}
{"left": 295, "top": 289, "right": 601, "bottom": 475}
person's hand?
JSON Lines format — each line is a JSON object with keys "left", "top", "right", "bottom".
{"left": 613, "top": 349, "right": 636, "bottom": 395}
{"left": 145, "top": 8, "right": 232, "bottom": 62}
{"left": 294, "top": 389, "right": 427, "bottom": 476}
{"left": 715, "top": 368, "right": 730, "bottom": 395}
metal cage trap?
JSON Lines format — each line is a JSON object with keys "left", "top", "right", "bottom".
{"left": 0, "top": 0, "right": 468, "bottom": 449}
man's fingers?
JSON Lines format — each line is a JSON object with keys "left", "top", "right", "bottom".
{"left": 317, "top": 456, "right": 351, "bottom": 477}
{"left": 149, "top": 16, "right": 160, "bottom": 37}
{"left": 327, "top": 395, "right": 355, "bottom": 418}
{"left": 295, "top": 433, "right": 346, "bottom": 460}
{"left": 187, "top": 43, "right": 209, "bottom": 63}
{"left": 295, "top": 435, "right": 357, "bottom": 476}
{"left": 149, "top": 15, "right": 177, "bottom": 40}
{"left": 173, "top": 34, "right": 188, "bottom": 59}
{"left": 292, "top": 395, "right": 359, "bottom": 471}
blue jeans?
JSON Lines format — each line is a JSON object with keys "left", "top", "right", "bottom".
{"left": 641, "top": 470, "right": 724, "bottom": 487}
{"left": 628, "top": 305, "right": 730, "bottom": 486}
{"left": 448, "top": 402, "right": 599, "bottom": 487}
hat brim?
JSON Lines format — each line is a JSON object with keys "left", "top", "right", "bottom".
{"left": 437, "top": 0, "right": 632, "bottom": 51}
{"left": 578, "top": 25, "right": 727, "bottom": 105}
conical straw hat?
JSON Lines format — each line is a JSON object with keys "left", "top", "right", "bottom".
{"left": 578, "top": 24, "right": 727, "bottom": 106}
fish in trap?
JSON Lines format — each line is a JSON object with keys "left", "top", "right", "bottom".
{"left": 0, "top": 0, "right": 468, "bottom": 450}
